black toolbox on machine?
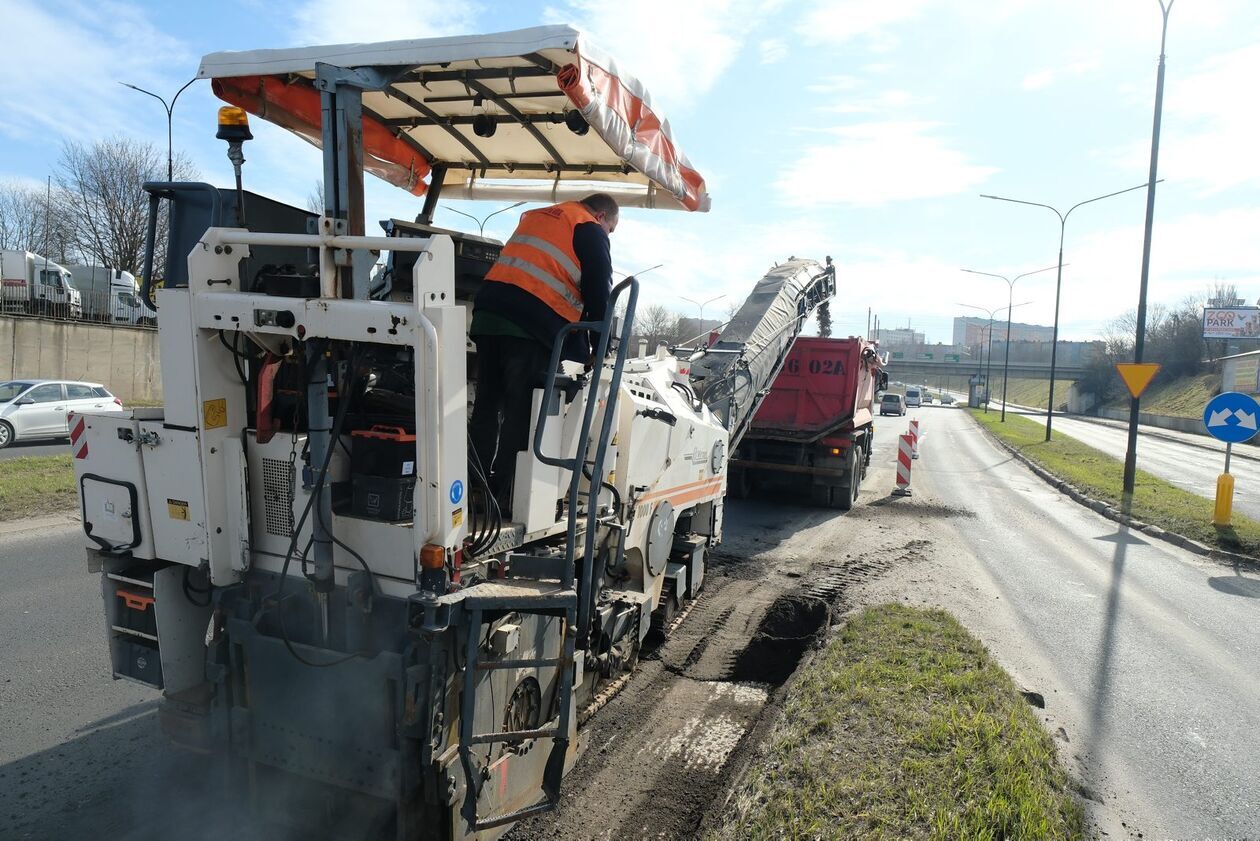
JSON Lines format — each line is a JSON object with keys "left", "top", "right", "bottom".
{"left": 350, "top": 425, "right": 418, "bottom": 478}
{"left": 349, "top": 424, "right": 418, "bottom": 521}
{"left": 352, "top": 473, "right": 416, "bottom": 522}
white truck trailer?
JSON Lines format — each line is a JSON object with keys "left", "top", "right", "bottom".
{"left": 66, "top": 264, "right": 144, "bottom": 325}
{"left": 0, "top": 249, "right": 81, "bottom": 318}
{"left": 68, "top": 26, "right": 833, "bottom": 840}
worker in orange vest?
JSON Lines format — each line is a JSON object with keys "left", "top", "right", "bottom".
{"left": 469, "top": 193, "right": 619, "bottom": 515}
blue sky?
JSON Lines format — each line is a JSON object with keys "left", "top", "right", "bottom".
{"left": 3, "top": 0, "right": 1257, "bottom": 343}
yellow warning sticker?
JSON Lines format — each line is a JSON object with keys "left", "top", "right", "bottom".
{"left": 203, "top": 398, "right": 227, "bottom": 429}
{"left": 452, "top": 508, "right": 463, "bottom": 528}
{"left": 167, "top": 499, "right": 190, "bottom": 520}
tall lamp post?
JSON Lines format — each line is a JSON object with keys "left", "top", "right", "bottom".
{"left": 441, "top": 201, "right": 526, "bottom": 236}
{"left": 119, "top": 79, "right": 198, "bottom": 180}
{"left": 959, "top": 302, "right": 1033, "bottom": 413}
{"left": 961, "top": 264, "right": 1059, "bottom": 421}
{"left": 680, "top": 294, "right": 726, "bottom": 324}
{"left": 981, "top": 180, "right": 1156, "bottom": 441}
{"left": 1122, "top": 0, "right": 1174, "bottom": 506}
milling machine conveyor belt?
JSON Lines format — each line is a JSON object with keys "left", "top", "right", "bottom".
{"left": 688, "top": 258, "right": 836, "bottom": 450}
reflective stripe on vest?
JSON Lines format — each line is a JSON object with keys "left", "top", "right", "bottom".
{"left": 484, "top": 202, "right": 595, "bottom": 321}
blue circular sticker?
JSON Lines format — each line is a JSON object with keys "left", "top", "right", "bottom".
{"left": 449, "top": 480, "right": 464, "bottom": 505}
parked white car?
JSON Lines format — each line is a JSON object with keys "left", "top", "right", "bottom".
{"left": 0, "top": 380, "right": 124, "bottom": 448}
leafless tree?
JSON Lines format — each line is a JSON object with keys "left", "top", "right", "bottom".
{"left": 307, "top": 179, "right": 325, "bottom": 215}
{"left": 0, "top": 180, "right": 75, "bottom": 260}
{"left": 56, "top": 137, "right": 196, "bottom": 274}
{"left": 635, "top": 303, "right": 681, "bottom": 352}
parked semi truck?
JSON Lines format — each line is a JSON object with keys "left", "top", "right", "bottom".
{"left": 66, "top": 26, "right": 833, "bottom": 840}
{"left": 730, "top": 336, "right": 887, "bottom": 509}
{"left": 66, "top": 264, "right": 145, "bottom": 325}
{"left": 0, "top": 249, "right": 81, "bottom": 318}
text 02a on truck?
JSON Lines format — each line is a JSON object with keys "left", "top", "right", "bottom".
{"left": 730, "top": 336, "right": 887, "bottom": 509}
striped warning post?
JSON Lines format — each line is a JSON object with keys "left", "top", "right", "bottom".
{"left": 68, "top": 413, "right": 89, "bottom": 460}
{"left": 893, "top": 433, "right": 913, "bottom": 496}
{"left": 909, "top": 419, "right": 920, "bottom": 459}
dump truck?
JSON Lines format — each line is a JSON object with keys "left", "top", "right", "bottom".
{"left": 66, "top": 25, "right": 833, "bottom": 841}
{"left": 730, "top": 336, "right": 886, "bottom": 509}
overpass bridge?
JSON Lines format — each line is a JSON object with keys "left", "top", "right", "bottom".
{"left": 883, "top": 356, "right": 1088, "bottom": 389}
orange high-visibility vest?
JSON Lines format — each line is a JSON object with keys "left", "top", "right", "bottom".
{"left": 484, "top": 202, "right": 596, "bottom": 322}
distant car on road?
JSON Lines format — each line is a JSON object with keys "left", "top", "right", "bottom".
{"left": 941, "top": 393, "right": 956, "bottom": 405}
{"left": 0, "top": 379, "right": 123, "bottom": 448}
{"left": 880, "top": 393, "right": 906, "bottom": 416}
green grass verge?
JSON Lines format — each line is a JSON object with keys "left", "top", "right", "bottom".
{"left": 712, "top": 604, "right": 1086, "bottom": 841}
{"left": 1104, "top": 372, "right": 1218, "bottom": 419}
{"left": 970, "top": 408, "right": 1260, "bottom": 555}
{"left": 995, "top": 377, "right": 1077, "bottom": 411}
{"left": 0, "top": 455, "right": 76, "bottom": 521}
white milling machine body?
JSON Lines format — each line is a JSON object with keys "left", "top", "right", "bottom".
{"left": 68, "top": 28, "right": 831, "bottom": 841}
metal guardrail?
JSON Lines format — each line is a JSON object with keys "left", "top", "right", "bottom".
{"left": 0, "top": 290, "right": 157, "bottom": 329}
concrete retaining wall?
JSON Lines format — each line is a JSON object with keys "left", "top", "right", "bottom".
{"left": 0, "top": 316, "right": 161, "bottom": 403}
{"left": 1092, "top": 405, "right": 1204, "bottom": 435}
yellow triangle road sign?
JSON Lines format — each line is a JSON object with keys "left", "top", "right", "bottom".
{"left": 1115, "top": 362, "right": 1161, "bottom": 398}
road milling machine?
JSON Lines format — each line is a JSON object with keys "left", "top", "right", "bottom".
{"left": 69, "top": 26, "right": 834, "bottom": 840}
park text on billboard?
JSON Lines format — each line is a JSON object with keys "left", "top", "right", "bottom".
{"left": 1203, "top": 307, "right": 1260, "bottom": 340}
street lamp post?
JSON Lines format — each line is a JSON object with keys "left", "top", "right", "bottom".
{"left": 981, "top": 180, "right": 1156, "bottom": 442}
{"left": 119, "top": 79, "right": 198, "bottom": 181}
{"left": 679, "top": 294, "right": 726, "bottom": 324}
{"left": 441, "top": 201, "right": 527, "bottom": 237}
{"left": 1122, "top": 0, "right": 1174, "bottom": 507}
{"left": 959, "top": 301, "right": 1033, "bottom": 413}
{"left": 961, "top": 264, "right": 1059, "bottom": 421}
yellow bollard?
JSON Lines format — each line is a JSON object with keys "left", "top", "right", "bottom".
{"left": 1213, "top": 473, "right": 1235, "bottom": 526}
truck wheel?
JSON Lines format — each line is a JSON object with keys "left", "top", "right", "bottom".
{"left": 835, "top": 451, "right": 860, "bottom": 511}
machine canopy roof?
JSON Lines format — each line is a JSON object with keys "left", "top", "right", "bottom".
{"left": 199, "top": 25, "right": 710, "bottom": 212}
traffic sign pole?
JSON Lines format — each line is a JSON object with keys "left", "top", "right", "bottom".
{"left": 1214, "top": 443, "right": 1234, "bottom": 526}
{"left": 1202, "top": 392, "right": 1260, "bottom": 526}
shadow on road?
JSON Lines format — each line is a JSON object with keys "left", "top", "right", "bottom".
{"left": 1088, "top": 522, "right": 1141, "bottom": 763}
{"left": 1206, "top": 569, "right": 1260, "bottom": 599}
{"left": 0, "top": 707, "right": 251, "bottom": 841}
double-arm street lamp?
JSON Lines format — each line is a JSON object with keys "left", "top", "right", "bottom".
{"left": 958, "top": 301, "right": 1033, "bottom": 413}
{"left": 960, "top": 264, "right": 1060, "bottom": 421}
{"left": 680, "top": 294, "right": 726, "bottom": 324}
{"left": 441, "top": 201, "right": 527, "bottom": 237}
{"left": 980, "top": 181, "right": 1157, "bottom": 441}
{"left": 119, "top": 79, "right": 198, "bottom": 181}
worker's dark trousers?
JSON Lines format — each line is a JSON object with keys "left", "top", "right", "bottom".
{"left": 469, "top": 334, "right": 552, "bottom": 512}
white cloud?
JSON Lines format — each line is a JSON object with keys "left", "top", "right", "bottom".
{"left": 759, "top": 38, "right": 788, "bottom": 65}
{"left": 544, "top": 0, "right": 780, "bottom": 107}
{"left": 797, "top": 0, "right": 934, "bottom": 45}
{"left": 1021, "top": 69, "right": 1056, "bottom": 91}
{"left": 818, "top": 89, "right": 925, "bottom": 115}
{"left": 1021, "top": 55, "right": 1100, "bottom": 91}
{"left": 0, "top": 1, "right": 191, "bottom": 145}
{"left": 775, "top": 122, "right": 997, "bottom": 206}
{"left": 290, "top": 0, "right": 481, "bottom": 45}
{"left": 1131, "top": 44, "right": 1260, "bottom": 195}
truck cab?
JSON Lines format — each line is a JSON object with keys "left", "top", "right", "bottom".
{"left": 0, "top": 250, "right": 81, "bottom": 318}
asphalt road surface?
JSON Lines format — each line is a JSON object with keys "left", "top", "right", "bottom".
{"left": 0, "top": 438, "right": 70, "bottom": 461}
{"left": 1003, "top": 406, "right": 1260, "bottom": 521}
{"left": 867, "top": 405, "right": 1260, "bottom": 838}
{"left": 3, "top": 408, "right": 1259, "bottom": 839}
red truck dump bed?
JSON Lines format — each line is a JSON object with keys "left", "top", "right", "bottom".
{"left": 750, "top": 337, "right": 880, "bottom": 441}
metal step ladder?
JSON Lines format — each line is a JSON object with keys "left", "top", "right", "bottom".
{"left": 456, "top": 277, "right": 639, "bottom": 831}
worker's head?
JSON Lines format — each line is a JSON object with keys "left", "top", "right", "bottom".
{"left": 580, "top": 193, "right": 619, "bottom": 235}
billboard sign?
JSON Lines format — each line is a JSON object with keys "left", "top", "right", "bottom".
{"left": 1203, "top": 307, "right": 1260, "bottom": 339}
